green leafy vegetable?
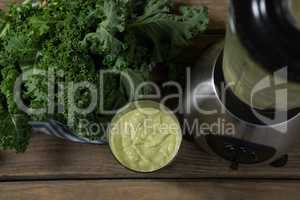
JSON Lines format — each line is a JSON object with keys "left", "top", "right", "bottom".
{"left": 0, "top": 94, "right": 31, "bottom": 152}
{"left": 0, "top": 0, "right": 208, "bottom": 151}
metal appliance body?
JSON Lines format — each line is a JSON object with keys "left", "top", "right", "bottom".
{"left": 184, "top": 43, "right": 300, "bottom": 168}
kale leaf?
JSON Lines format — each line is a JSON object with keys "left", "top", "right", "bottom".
{"left": 0, "top": 0, "right": 208, "bottom": 151}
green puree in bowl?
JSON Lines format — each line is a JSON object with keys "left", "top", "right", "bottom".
{"left": 109, "top": 106, "right": 182, "bottom": 172}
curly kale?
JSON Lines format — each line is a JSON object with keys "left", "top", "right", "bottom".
{"left": 0, "top": 0, "right": 208, "bottom": 151}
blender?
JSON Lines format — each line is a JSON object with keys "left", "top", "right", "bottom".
{"left": 184, "top": 0, "right": 300, "bottom": 169}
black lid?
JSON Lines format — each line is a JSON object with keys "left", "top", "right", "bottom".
{"left": 231, "top": 0, "right": 300, "bottom": 82}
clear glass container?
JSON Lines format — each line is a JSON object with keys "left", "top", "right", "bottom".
{"left": 223, "top": 0, "right": 300, "bottom": 111}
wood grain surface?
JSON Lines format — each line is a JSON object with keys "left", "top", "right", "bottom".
{"left": 0, "top": 0, "right": 297, "bottom": 182}
{"left": 1, "top": 180, "right": 300, "bottom": 200}
{"left": 0, "top": 132, "right": 300, "bottom": 181}
{"left": 1, "top": 1, "right": 300, "bottom": 200}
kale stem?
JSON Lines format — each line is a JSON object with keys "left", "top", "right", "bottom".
{"left": 0, "top": 23, "right": 10, "bottom": 39}
{"left": 22, "top": 0, "right": 33, "bottom": 5}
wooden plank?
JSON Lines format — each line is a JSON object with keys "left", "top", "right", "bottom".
{"left": 0, "top": 0, "right": 228, "bottom": 30}
{"left": 1, "top": 132, "right": 300, "bottom": 180}
{"left": 1, "top": 180, "right": 300, "bottom": 200}
{"left": 0, "top": 0, "right": 20, "bottom": 9}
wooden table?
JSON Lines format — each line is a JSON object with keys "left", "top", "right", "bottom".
{"left": 2, "top": 0, "right": 300, "bottom": 199}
